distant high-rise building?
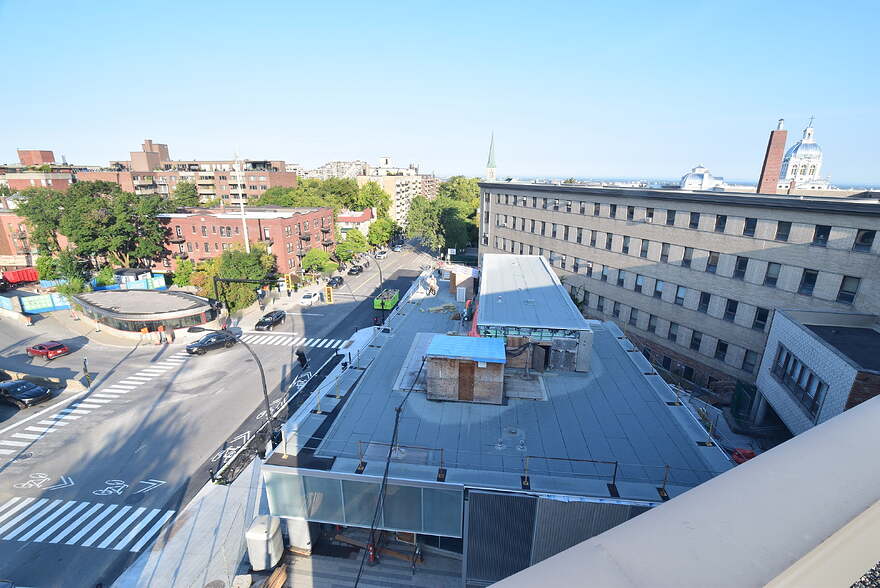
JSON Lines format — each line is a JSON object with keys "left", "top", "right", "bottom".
{"left": 757, "top": 119, "right": 788, "bottom": 194}
{"left": 486, "top": 132, "right": 496, "bottom": 181}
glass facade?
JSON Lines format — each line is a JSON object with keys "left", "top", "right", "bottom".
{"left": 77, "top": 305, "right": 216, "bottom": 332}
{"left": 264, "top": 469, "right": 464, "bottom": 537}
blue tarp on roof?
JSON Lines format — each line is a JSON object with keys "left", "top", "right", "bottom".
{"left": 426, "top": 334, "right": 506, "bottom": 364}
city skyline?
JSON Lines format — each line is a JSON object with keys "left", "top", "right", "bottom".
{"left": 1, "top": 1, "right": 878, "bottom": 183}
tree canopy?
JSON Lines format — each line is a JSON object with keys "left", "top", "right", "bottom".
{"left": 252, "top": 178, "right": 391, "bottom": 219}
{"left": 301, "top": 248, "right": 338, "bottom": 275}
{"left": 190, "top": 245, "right": 275, "bottom": 312}
{"left": 171, "top": 181, "right": 200, "bottom": 207}
{"left": 367, "top": 217, "right": 396, "bottom": 247}
{"left": 405, "top": 195, "right": 473, "bottom": 253}
{"left": 334, "top": 228, "right": 369, "bottom": 263}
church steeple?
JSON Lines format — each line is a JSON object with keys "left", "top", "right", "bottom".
{"left": 486, "top": 132, "right": 496, "bottom": 181}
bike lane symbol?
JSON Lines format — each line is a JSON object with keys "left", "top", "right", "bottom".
{"left": 93, "top": 480, "right": 129, "bottom": 496}
{"left": 14, "top": 473, "right": 51, "bottom": 489}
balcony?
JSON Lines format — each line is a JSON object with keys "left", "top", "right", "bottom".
{"left": 296, "top": 248, "right": 306, "bottom": 257}
{"left": 299, "top": 234, "right": 311, "bottom": 242}
{"left": 12, "top": 231, "right": 27, "bottom": 239}
{"left": 320, "top": 226, "right": 331, "bottom": 233}
{"left": 322, "top": 238, "right": 334, "bottom": 246}
{"left": 169, "top": 236, "right": 185, "bottom": 243}
{"left": 174, "top": 252, "right": 189, "bottom": 260}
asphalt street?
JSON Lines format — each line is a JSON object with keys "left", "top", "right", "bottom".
{"left": 0, "top": 246, "right": 430, "bottom": 588}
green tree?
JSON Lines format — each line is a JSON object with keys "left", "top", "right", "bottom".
{"left": 209, "top": 245, "right": 276, "bottom": 312}
{"left": 438, "top": 176, "right": 480, "bottom": 206}
{"left": 334, "top": 228, "right": 369, "bottom": 262}
{"left": 368, "top": 217, "right": 396, "bottom": 247}
{"left": 171, "top": 181, "right": 199, "bottom": 207}
{"left": 406, "top": 196, "right": 443, "bottom": 251}
{"left": 405, "top": 196, "right": 472, "bottom": 253}
{"left": 172, "top": 258, "right": 195, "bottom": 286}
{"left": 301, "top": 248, "right": 338, "bottom": 275}
{"left": 95, "top": 265, "right": 116, "bottom": 286}
{"left": 562, "top": 177, "right": 577, "bottom": 184}
{"left": 354, "top": 182, "right": 392, "bottom": 217}
{"left": 15, "top": 187, "right": 66, "bottom": 252}
{"left": 36, "top": 255, "right": 60, "bottom": 280}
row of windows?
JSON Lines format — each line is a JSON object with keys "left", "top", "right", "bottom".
{"left": 493, "top": 232, "right": 861, "bottom": 307}
{"left": 571, "top": 285, "right": 760, "bottom": 374}
{"left": 175, "top": 217, "right": 331, "bottom": 239}
{"left": 771, "top": 344, "right": 828, "bottom": 420}
{"left": 488, "top": 192, "right": 878, "bottom": 253}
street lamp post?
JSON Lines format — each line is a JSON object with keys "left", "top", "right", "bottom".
{"left": 187, "top": 326, "right": 277, "bottom": 445}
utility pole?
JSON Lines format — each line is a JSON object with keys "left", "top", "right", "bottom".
{"left": 235, "top": 154, "right": 251, "bottom": 253}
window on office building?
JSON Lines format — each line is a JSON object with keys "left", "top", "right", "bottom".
{"left": 698, "top": 291, "right": 711, "bottom": 313}
{"left": 622, "top": 235, "right": 630, "bottom": 254}
{"left": 660, "top": 242, "right": 670, "bottom": 263}
{"left": 771, "top": 344, "right": 828, "bottom": 419}
{"left": 585, "top": 261, "right": 594, "bottom": 277}
{"left": 573, "top": 258, "right": 582, "bottom": 273}
{"left": 551, "top": 223, "right": 558, "bottom": 239}
{"left": 753, "top": 307, "right": 769, "bottom": 331}
{"left": 596, "top": 295, "right": 604, "bottom": 312}
{"left": 635, "top": 274, "right": 645, "bottom": 293}
{"left": 668, "top": 322, "right": 679, "bottom": 342}
{"left": 689, "top": 212, "right": 700, "bottom": 229}
{"left": 733, "top": 256, "right": 749, "bottom": 280}
{"left": 564, "top": 225, "right": 570, "bottom": 241}
{"left": 605, "top": 233, "right": 613, "bottom": 250}
{"left": 666, "top": 209, "right": 676, "bottom": 225}
{"left": 627, "top": 206, "right": 635, "bottom": 220}
{"left": 589, "top": 231, "right": 597, "bottom": 247}
{"left": 576, "top": 227, "right": 583, "bottom": 243}
{"left": 579, "top": 201, "right": 587, "bottom": 215}
{"left": 653, "top": 280, "right": 664, "bottom": 299}
{"left": 675, "top": 285, "right": 686, "bottom": 305}
{"left": 612, "top": 301, "right": 621, "bottom": 317}
{"left": 593, "top": 203, "right": 600, "bottom": 216}
{"left": 690, "top": 331, "right": 703, "bottom": 351}
{"left": 682, "top": 247, "right": 693, "bottom": 268}
{"left": 837, "top": 276, "right": 860, "bottom": 303}
{"left": 628, "top": 308, "right": 639, "bottom": 327}
{"left": 609, "top": 204, "right": 617, "bottom": 218}
{"left": 764, "top": 262, "right": 781, "bottom": 287}
{"left": 743, "top": 217, "right": 757, "bottom": 237}
{"left": 706, "top": 251, "right": 719, "bottom": 273}
{"left": 714, "top": 215, "right": 727, "bottom": 233}
{"left": 600, "top": 265, "right": 609, "bottom": 281}
{"left": 812, "top": 225, "right": 831, "bottom": 247}
{"left": 640, "top": 240, "right": 650, "bottom": 258}
{"left": 542, "top": 198, "right": 549, "bottom": 209}
{"left": 775, "top": 221, "right": 791, "bottom": 241}
{"left": 647, "top": 314, "right": 657, "bottom": 333}
{"left": 723, "top": 299, "right": 738, "bottom": 322}
{"left": 714, "top": 340, "right": 729, "bottom": 362}
{"left": 742, "top": 350, "right": 758, "bottom": 373}
{"left": 646, "top": 208, "right": 655, "bottom": 223}
{"left": 798, "top": 269, "right": 818, "bottom": 296}
{"left": 853, "top": 229, "right": 876, "bottom": 252}
{"left": 617, "top": 270, "right": 626, "bottom": 287}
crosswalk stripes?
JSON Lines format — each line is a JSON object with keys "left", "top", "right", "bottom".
{"left": 238, "top": 334, "right": 346, "bottom": 349}
{"left": 0, "top": 497, "right": 176, "bottom": 552}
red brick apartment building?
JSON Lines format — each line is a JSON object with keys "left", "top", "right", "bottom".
{"left": 2, "top": 150, "right": 75, "bottom": 193}
{"left": 155, "top": 207, "right": 335, "bottom": 273}
{"left": 78, "top": 139, "right": 297, "bottom": 203}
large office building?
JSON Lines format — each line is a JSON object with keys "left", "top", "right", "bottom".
{"left": 478, "top": 182, "right": 880, "bottom": 434}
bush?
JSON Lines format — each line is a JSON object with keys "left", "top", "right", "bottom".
{"left": 95, "top": 266, "right": 116, "bottom": 286}
{"left": 36, "top": 255, "right": 60, "bottom": 280}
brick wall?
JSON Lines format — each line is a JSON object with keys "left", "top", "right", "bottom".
{"left": 845, "top": 371, "right": 880, "bottom": 410}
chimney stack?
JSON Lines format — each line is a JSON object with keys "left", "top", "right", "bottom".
{"left": 756, "top": 119, "right": 787, "bottom": 194}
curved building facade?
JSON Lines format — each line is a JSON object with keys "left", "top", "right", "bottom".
{"left": 74, "top": 290, "right": 217, "bottom": 332}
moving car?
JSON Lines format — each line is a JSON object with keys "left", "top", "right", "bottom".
{"left": 328, "top": 276, "right": 344, "bottom": 288}
{"left": 300, "top": 292, "right": 320, "bottom": 306}
{"left": 186, "top": 331, "right": 237, "bottom": 355}
{"left": 347, "top": 265, "right": 364, "bottom": 276}
{"left": 255, "top": 310, "right": 286, "bottom": 331}
{"left": 26, "top": 341, "right": 71, "bottom": 360}
{"left": 375, "top": 250, "right": 388, "bottom": 260}
{"left": 0, "top": 380, "right": 53, "bottom": 409}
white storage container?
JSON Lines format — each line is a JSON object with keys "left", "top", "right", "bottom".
{"left": 245, "top": 515, "right": 283, "bottom": 571}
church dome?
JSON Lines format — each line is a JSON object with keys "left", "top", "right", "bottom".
{"left": 680, "top": 165, "right": 724, "bottom": 191}
{"left": 784, "top": 124, "right": 822, "bottom": 160}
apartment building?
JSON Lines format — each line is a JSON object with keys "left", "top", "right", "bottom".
{"left": 154, "top": 207, "right": 334, "bottom": 273}
{"left": 355, "top": 174, "right": 421, "bottom": 226}
{"left": 79, "top": 139, "right": 297, "bottom": 203}
{"left": 477, "top": 182, "right": 880, "bottom": 408}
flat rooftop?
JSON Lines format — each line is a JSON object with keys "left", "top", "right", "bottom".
{"left": 75, "top": 290, "right": 210, "bottom": 319}
{"left": 478, "top": 254, "right": 591, "bottom": 332}
{"left": 805, "top": 325, "right": 880, "bottom": 372}
{"left": 274, "top": 281, "right": 731, "bottom": 503}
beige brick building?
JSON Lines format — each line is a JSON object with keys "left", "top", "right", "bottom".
{"left": 478, "top": 182, "right": 880, "bottom": 400}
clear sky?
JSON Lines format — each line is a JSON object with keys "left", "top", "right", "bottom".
{"left": 1, "top": 0, "right": 877, "bottom": 184}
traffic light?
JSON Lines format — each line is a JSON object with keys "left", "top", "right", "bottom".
{"left": 324, "top": 286, "right": 333, "bottom": 304}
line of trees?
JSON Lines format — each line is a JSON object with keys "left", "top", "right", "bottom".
{"left": 405, "top": 175, "right": 479, "bottom": 253}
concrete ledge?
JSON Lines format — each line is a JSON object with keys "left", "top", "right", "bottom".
{"left": 1, "top": 368, "right": 86, "bottom": 391}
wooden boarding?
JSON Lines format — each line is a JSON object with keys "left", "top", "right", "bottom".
{"left": 333, "top": 533, "right": 422, "bottom": 565}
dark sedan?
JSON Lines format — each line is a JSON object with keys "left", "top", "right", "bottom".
{"left": 347, "top": 265, "right": 363, "bottom": 276}
{"left": 186, "top": 331, "right": 238, "bottom": 355}
{"left": 0, "top": 380, "right": 53, "bottom": 409}
{"left": 255, "top": 310, "right": 286, "bottom": 331}
{"left": 26, "top": 341, "right": 71, "bottom": 360}
{"left": 328, "top": 276, "right": 344, "bottom": 288}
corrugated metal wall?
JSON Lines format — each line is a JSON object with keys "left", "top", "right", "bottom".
{"left": 465, "top": 490, "right": 652, "bottom": 586}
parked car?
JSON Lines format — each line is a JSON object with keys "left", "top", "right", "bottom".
{"left": 347, "top": 265, "right": 364, "bottom": 276}
{"left": 186, "top": 331, "right": 237, "bottom": 355}
{"left": 26, "top": 341, "right": 71, "bottom": 360}
{"left": 391, "top": 244, "right": 403, "bottom": 252}
{"left": 255, "top": 310, "right": 286, "bottom": 331}
{"left": 328, "top": 276, "right": 344, "bottom": 288}
{"left": 375, "top": 250, "right": 388, "bottom": 260}
{"left": 300, "top": 292, "right": 320, "bottom": 306}
{"left": 0, "top": 380, "right": 53, "bottom": 409}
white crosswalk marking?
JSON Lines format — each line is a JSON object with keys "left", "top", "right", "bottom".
{"left": 25, "top": 426, "right": 61, "bottom": 434}
{"left": 113, "top": 508, "right": 161, "bottom": 550}
{"left": 65, "top": 504, "right": 118, "bottom": 545}
{"left": 17, "top": 500, "right": 79, "bottom": 542}
{"left": 129, "top": 510, "right": 175, "bottom": 552}
{"left": 81, "top": 399, "right": 112, "bottom": 405}
{"left": 12, "top": 433, "right": 41, "bottom": 440}
{"left": 0, "top": 449, "right": 13, "bottom": 455}
{"left": 96, "top": 506, "right": 144, "bottom": 548}
{"left": 120, "top": 378, "right": 149, "bottom": 383}
{"left": 0, "top": 498, "right": 33, "bottom": 526}
{"left": 75, "top": 403, "right": 102, "bottom": 409}
{"left": 0, "top": 498, "right": 49, "bottom": 534}
{"left": 293, "top": 337, "right": 305, "bottom": 345}
{"left": 0, "top": 440, "right": 29, "bottom": 447}
{"left": 109, "top": 384, "right": 138, "bottom": 389}
{"left": 304, "top": 338, "right": 316, "bottom": 346}
{"left": 316, "top": 339, "right": 328, "bottom": 347}
{"left": 3, "top": 499, "right": 63, "bottom": 540}
{"left": 153, "top": 362, "right": 179, "bottom": 367}
{"left": 33, "top": 501, "right": 89, "bottom": 542}
{"left": 239, "top": 334, "right": 344, "bottom": 348}
{"left": 48, "top": 414, "right": 80, "bottom": 421}
{"left": 38, "top": 420, "right": 68, "bottom": 426}
{"left": 49, "top": 503, "right": 103, "bottom": 544}
{"left": 93, "top": 394, "right": 122, "bottom": 399}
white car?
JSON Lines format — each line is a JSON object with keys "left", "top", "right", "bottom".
{"left": 375, "top": 250, "right": 388, "bottom": 260}
{"left": 391, "top": 244, "right": 402, "bottom": 252}
{"left": 299, "top": 292, "right": 320, "bottom": 306}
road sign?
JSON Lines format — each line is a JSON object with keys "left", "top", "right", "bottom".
{"left": 324, "top": 286, "right": 333, "bottom": 304}
{"left": 447, "top": 248, "right": 456, "bottom": 256}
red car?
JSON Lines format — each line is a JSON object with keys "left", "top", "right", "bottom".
{"left": 26, "top": 341, "right": 70, "bottom": 360}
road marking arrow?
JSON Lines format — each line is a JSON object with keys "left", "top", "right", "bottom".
{"left": 134, "top": 479, "right": 166, "bottom": 494}
{"left": 45, "top": 476, "right": 75, "bottom": 491}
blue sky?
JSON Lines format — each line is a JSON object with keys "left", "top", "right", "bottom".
{"left": 1, "top": 0, "right": 877, "bottom": 184}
